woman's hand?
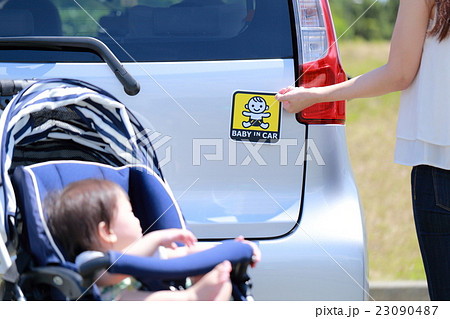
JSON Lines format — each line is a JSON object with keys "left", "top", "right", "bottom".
{"left": 275, "top": 86, "right": 319, "bottom": 114}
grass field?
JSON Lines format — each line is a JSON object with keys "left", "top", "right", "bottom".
{"left": 339, "top": 40, "right": 426, "bottom": 281}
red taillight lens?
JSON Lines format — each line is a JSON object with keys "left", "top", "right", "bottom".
{"left": 295, "top": 0, "right": 347, "bottom": 125}
{"left": 297, "top": 59, "right": 346, "bottom": 124}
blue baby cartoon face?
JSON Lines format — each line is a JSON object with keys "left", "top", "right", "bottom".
{"left": 246, "top": 96, "right": 268, "bottom": 113}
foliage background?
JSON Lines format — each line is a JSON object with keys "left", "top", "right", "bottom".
{"left": 330, "top": 0, "right": 399, "bottom": 41}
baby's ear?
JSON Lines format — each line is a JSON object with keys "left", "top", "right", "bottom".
{"left": 245, "top": 104, "right": 249, "bottom": 109}
{"left": 98, "top": 221, "right": 117, "bottom": 244}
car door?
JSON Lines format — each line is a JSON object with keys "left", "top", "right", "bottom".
{"left": 0, "top": 0, "right": 305, "bottom": 240}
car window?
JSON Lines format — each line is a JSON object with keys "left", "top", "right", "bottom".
{"left": 0, "top": 0, "right": 293, "bottom": 62}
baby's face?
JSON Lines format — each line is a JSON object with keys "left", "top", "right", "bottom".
{"left": 109, "top": 192, "right": 143, "bottom": 251}
{"left": 248, "top": 100, "right": 267, "bottom": 113}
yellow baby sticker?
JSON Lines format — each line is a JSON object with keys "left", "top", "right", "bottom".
{"left": 230, "top": 91, "right": 281, "bottom": 143}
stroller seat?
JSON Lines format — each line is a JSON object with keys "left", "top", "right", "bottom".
{"left": 8, "top": 160, "right": 253, "bottom": 300}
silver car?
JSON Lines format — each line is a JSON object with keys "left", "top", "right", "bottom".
{"left": 0, "top": 0, "right": 367, "bottom": 300}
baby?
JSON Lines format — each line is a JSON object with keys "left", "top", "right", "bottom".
{"left": 46, "top": 178, "right": 260, "bottom": 301}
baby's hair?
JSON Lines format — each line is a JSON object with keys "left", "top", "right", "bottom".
{"left": 249, "top": 96, "right": 265, "bottom": 103}
{"left": 46, "top": 179, "right": 127, "bottom": 262}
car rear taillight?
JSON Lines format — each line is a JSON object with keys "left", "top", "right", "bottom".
{"left": 294, "top": 0, "right": 346, "bottom": 124}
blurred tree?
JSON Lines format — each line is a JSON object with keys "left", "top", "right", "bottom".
{"left": 329, "top": 0, "right": 399, "bottom": 41}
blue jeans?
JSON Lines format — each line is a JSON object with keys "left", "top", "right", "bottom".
{"left": 412, "top": 165, "right": 450, "bottom": 300}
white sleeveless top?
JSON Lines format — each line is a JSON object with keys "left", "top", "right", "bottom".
{"left": 395, "top": 13, "right": 450, "bottom": 169}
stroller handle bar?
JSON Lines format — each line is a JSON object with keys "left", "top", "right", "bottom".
{"left": 0, "top": 79, "right": 36, "bottom": 97}
{"left": 77, "top": 240, "right": 254, "bottom": 301}
{"left": 0, "top": 37, "right": 140, "bottom": 96}
{"left": 78, "top": 240, "right": 254, "bottom": 282}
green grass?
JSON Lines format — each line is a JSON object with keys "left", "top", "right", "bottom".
{"left": 339, "top": 40, "right": 426, "bottom": 281}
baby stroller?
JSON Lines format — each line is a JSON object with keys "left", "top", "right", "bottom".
{"left": 0, "top": 78, "right": 254, "bottom": 301}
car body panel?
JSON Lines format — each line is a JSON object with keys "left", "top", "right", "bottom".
{"left": 1, "top": 59, "right": 305, "bottom": 239}
{"left": 249, "top": 125, "right": 368, "bottom": 300}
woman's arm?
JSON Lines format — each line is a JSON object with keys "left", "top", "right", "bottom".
{"left": 276, "top": 0, "right": 434, "bottom": 113}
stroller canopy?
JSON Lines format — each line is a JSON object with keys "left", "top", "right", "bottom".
{"left": 0, "top": 78, "right": 160, "bottom": 244}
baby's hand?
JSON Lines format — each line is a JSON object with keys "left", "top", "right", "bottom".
{"left": 235, "top": 236, "right": 261, "bottom": 268}
{"left": 156, "top": 228, "right": 198, "bottom": 250}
